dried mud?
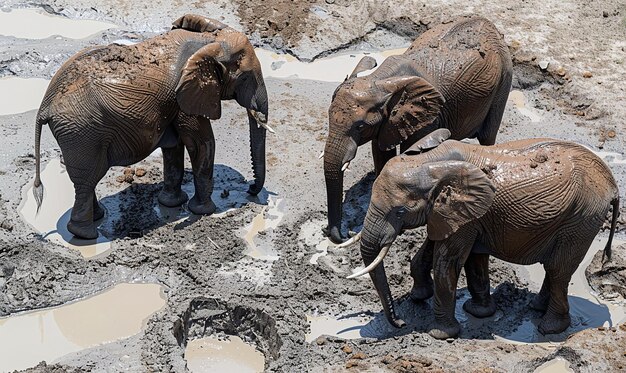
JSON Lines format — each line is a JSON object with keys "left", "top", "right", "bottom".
{"left": 1, "top": 1, "right": 626, "bottom": 372}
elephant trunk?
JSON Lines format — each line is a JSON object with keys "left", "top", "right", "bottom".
{"left": 359, "top": 207, "right": 405, "bottom": 328}
{"left": 323, "top": 133, "right": 357, "bottom": 243}
{"left": 246, "top": 78, "right": 269, "bottom": 195}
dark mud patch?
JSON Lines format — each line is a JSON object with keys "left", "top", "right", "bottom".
{"left": 586, "top": 243, "right": 626, "bottom": 300}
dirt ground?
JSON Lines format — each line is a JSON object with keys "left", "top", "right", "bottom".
{"left": 1, "top": 0, "right": 626, "bottom": 372}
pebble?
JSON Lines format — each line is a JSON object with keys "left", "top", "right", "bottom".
{"left": 446, "top": 338, "right": 454, "bottom": 343}
{"left": 538, "top": 60, "right": 549, "bottom": 70}
{"left": 341, "top": 344, "right": 353, "bottom": 354}
{"left": 582, "top": 70, "right": 593, "bottom": 78}
{"left": 555, "top": 66, "right": 566, "bottom": 76}
{"left": 325, "top": 0, "right": 335, "bottom": 3}
{"left": 135, "top": 168, "right": 147, "bottom": 177}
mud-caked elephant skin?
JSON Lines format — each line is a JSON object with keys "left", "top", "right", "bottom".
{"left": 33, "top": 14, "right": 271, "bottom": 239}
{"left": 349, "top": 137, "right": 620, "bottom": 339}
{"left": 322, "top": 15, "right": 513, "bottom": 243}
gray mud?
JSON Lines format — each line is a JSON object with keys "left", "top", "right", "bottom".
{"left": 1, "top": 1, "right": 626, "bottom": 372}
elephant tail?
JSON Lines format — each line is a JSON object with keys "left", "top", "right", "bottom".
{"left": 33, "top": 112, "right": 47, "bottom": 213}
{"left": 603, "top": 196, "right": 620, "bottom": 263}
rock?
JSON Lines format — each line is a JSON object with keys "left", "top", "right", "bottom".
{"left": 135, "top": 168, "right": 147, "bottom": 177}
{"left": 538, "top": 60, "right": 549, "bottom": 70}
{"left": 341, "top": 344, "right": 353, "bottom": 354}
{"left": 555, "top": 66, "right": 566, "bottom": 76}
{"left": 316, "top": 336, "right": 327, "bottom": 345}
{"left": 351, "top": 352, "right": 367, "bottom": 360}
{"left": 603, "top": 10, "right": 609, "bottom": 17}
{"left": 583, "top": 70, "right": 593, "bottom": 78}
{"left": 608, "top": 129, "right": 617, "bottom": 138}
{"left": 325, "top": 0, "right": 335, "bottom": 3}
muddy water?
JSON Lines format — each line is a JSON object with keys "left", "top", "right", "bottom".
{"left": 0, "top": 283, "right": 166, "bottom": 372}
{"left": 305, "top": 314, "right": 371, "bottom": 342}
{"left": 19, "top": 158, "right": 113, "bottom": 258}
{"left": 0, "top": 8, "right": 116, "bottom": 39}
{"left": 298, "top": 219, "right": 334, "bottom": 265}
{"left": 184, "top": 336, "right": 265, "bottom": 373}
{"left": 508, "top": 90, "right": 543, "bottom": 122}
{"left": 257, "top": 48, "right": 407, "bottom": 82}
{"left": 498, "top": 237, "right": 626, "bottom": 344}
{"left": 534, "top": 357, "right": 574, "bottom": 373}
{"left": 0, "top": 77, "right": 50, "bottom": 116}
{"left": 241, "top": 197, "right": 285, "bottom": 261}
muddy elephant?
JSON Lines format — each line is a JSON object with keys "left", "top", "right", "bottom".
{"left": 323, "top": 16, "right": 513, "bottom": 243}
{"left": 345, "top": 130, "right": 620, "bottom": 339}
{"left": 33, "top": 14, "right": 272, "bottom": 239}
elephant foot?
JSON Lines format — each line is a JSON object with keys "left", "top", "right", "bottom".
{"left": 538, "top": 313, "right": 571, "bottom": 335}
{"left": 323, "top": 226, "right": 345, "bottom": 244}
{"left": 93, "top": 202, "right": 105, "bottom": 221}
{"left": 410, "top": 282, "right": 434, "bottom": 301}
{"left": 429, "top": 318, "right": 460, "bottom": 340}
{"left": 158, "top": 189, "right": 189, "bottom": 207}
{"left": 463, "top": 296, "right": 496, "bottom": 318}
{"left": 67, "top": 219, "right": 98, "bottom": 240}
{"left": 188, "top": 196, "right": 216, "bottom": 215}
{"left": 530, "top": 294, "right": 550, "bottom": 312}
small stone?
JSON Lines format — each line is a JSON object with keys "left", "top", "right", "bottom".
{"left": 345, "top": 360, "right": 359, "bottom": 368}
{"left": 607, "top": 129, "right": 616, "bottom": 138}
{"left": 598, "top": 326, "right": 606, "bottom": 331}
{"left": 316, "top": 336, "right": 326, "bottom": 345}
{"left": 603, "top": 10, "right": 609, "bottom": 17}
{"left": 135, "top": 168, "right": 146, "bottom": 177}
{"left": 582, "top": 70, "right": 593, "bottom": 78}
{"left": 538, "top": 60, "right": 549, "bottom": 70}
{"left": 530, "top": 162, "right": 538, "bottom": 168}
{"left": 351, "top": 352, "right": 367, "bottom": 360}
{"left": 619, "top": 324, "right": 626, "bottom": 331}
{"left": 555, "top": 66, "right": 566, "bottom": 76}
{"left": 123, "top": 167, "right": 134, "bottom": 176}
{"left": 341, "top": 344, "right": 353, "bottom": 354}
{"left": 446, "top": 338, "right": 454, "bottom": 343}
{"left": 325, "top": 0, "right": 335, "bottom": 3}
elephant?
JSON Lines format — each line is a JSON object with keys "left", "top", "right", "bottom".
{"left": 33, "top": 14, "right": 272, "bottom": 239}
{"left": 323, "top": 16, "right": 513, "bottom": 243}
{"left": 344, "top": 129, "right": 620, "bottom": 339}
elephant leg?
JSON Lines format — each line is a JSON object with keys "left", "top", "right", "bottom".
{"left": 429, "top": 228, "right": 475, "bottom": 339}
{"left": 65, "top": 155, "right": 108, "bottom": 240}
{"left": 462, "top": 253, "right": 496, "bottom": 318}
{"left": 410, "top": 238, "right": 434, "bottom": 301}
{"left": 477, "top": 72, "right": 511, "bottom": 146}
{"left": 181, "top": 117, "right": 216, "bottom": 215}
{"left": 529, "top": 275, "right": 551, "bottom": 312}
{"left": 372, "top": 141, "right": 396, "bottom": 176}
{"left": 158, "top": 141, "right": 188, "bottom": 207}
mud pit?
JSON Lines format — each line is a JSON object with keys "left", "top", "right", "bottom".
{"left": 1, "top": 0, "right": 626, "bottom": 372}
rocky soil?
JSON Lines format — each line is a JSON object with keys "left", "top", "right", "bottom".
{"left": 1, "top": 0, "right": 625, "bottom": 372}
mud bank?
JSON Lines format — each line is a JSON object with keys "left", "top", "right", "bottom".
{"left": 0, "top": 0, "right": 625, "bottom": 372}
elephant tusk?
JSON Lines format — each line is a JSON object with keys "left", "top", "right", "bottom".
{"left": 336, "top": 231, "right": 362, "bottom": 248}
{"left": 346, "top": 244, "right": 391, "bottom": 279}
{"left": 318, "top": 151, "right": 324, "bottom": 159}
{"left": 341, "top": 161, "right": 351, "bottom": 172}
{"left": 259, "top": 121, "right": 276, "bottom": 134}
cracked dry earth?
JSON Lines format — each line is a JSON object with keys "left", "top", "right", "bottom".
{"left": 1, "top": 0, "right": 626, "bottom": 372}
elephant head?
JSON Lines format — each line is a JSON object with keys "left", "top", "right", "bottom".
{"left": 323, "top": 56, "right": 445, "bottom": 243}
{"left": 173, "top": 14, "right": 271, "bottom": 194}
{"left": 349, "top": 157, "right": 495, "bottom": 327}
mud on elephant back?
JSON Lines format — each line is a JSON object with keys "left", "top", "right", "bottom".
{"left": 32, "top": 14, "right": 274, "bottom": 240}
{"left": 345, "top": 132, "right": 620, "bottom": 340}
{"left": 322, "top": 15, "right": 513, "bottom": 243}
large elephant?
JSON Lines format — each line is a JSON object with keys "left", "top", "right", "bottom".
{"left": 346, "top": 130, "right": 620, "bottom": 339}
{"left": 33, "top": 14, "right": 272, "bottom": 239}
{"left": 323, "top": 16, "right": 513, "bottom": 243}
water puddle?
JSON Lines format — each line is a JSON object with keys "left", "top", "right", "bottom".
{"left": 0, "top": 8, "right": 116, "bottom": 39}
{"left": 184, "top": 336, "right": 265, "bottom": 373}
{"left": 0, "top": 283, "right": 166, "bottom": 372}
{"left": 508, "top": 90, "right": 543, "bottom": 123}
{"left": 241, "top": 197, "right": 285, "bottom": 261}
{"left": 497, "top": 237, "right": 626, "bottom": 344}
{"left": 19, "top": 158, "right": 113, "bottom": 258}
{"left": 256, "top": 48, "right": 407, "bottom": 82}
{"left": 0, "top": 77, "right": 50, "bottom": 116}
{"left": 305, "top": 314, "right": 371, "bottom": 342}
{"left": 298, "top": 219, "right": 333, "bottom": 265}
{"left": 534, "top": 357, "right": 574, "bottom": 373}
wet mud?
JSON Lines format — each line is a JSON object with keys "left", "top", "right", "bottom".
{"left": 1, "top": 0, "right": 626, "bottom": 372}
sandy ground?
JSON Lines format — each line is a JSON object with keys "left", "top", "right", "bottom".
{"left": 1, "top": 0, "right": 626, "bottom": 372}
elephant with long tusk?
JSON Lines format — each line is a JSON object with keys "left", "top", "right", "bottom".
{"left": 348, "top": 132, "right": 620, "bottom": 339}
{"left": 322, "top": 16, "right": 513, "bottom": 244}
{"left": 33, "top": 14, "right": 272, "bottom": 239}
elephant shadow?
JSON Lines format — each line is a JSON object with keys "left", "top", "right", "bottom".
{"left": 54, "top": 164, "right": 270, "bottom": 244}
{"left": 350, "top": 282, "right": 612, "bottom": 343}
{"left": 341, "top": 171, "right": 376, "bottom": 234}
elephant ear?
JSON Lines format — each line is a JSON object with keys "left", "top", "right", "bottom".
{"left": 404, "top": 128, "right": 451, "bottom": 155}
{"left": 377, "top": 76, "right": 445, "bottom": 152}
{"left": 348, "top": 56, "right": 378, "bottom": 79}
{"left": 176, "top": 43, "right": 228, "bottom": 120}
{"left": 425, "top": 160, "right": 495, "bottom": 241}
